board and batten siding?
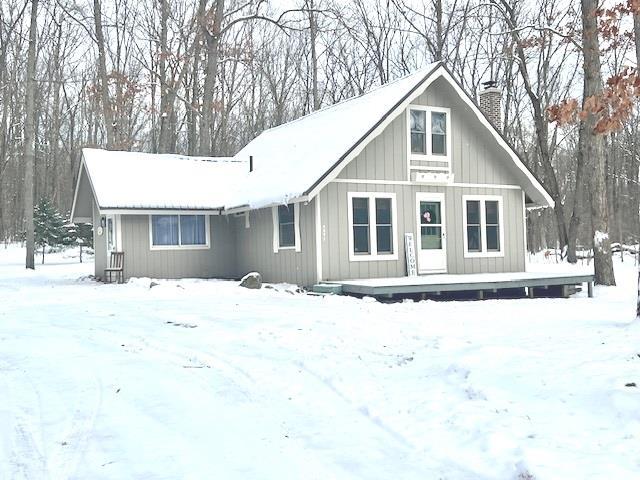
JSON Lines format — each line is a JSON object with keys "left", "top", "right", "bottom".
{"left": 322, "top": 74, "right": 528, "bottom": 280}
{"left": 233, "top": 201, "right": 317, "bottom": 286}
{"left": 337, "top": 76, "right": 520, "bottom": 186}
{"left": 119, "top": 214, "right": 236, "bottom": 279}
{"left": 318, "top": 182, "right": 525, "bottom": 280}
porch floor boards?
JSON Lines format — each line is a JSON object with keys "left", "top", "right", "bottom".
{"left": 322, "top": 271, "right": 595, "bottom": 298}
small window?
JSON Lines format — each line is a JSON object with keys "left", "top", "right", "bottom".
{"left": 463, "top": 196, "right": 503, "bottom": 257}
{"left": 375, "top": 198, "right": 393, "bottom": 254}
{"left": 272, "top": 203, "right": 300, "bottom": 252}
{"left": 352, "top": 197, "right": 370, "bottom": 254}
{"left": 151, "top": 214, "right": 208, "bottom": 248}
{"left": 485, "top": 201, "right": 500, "bottom": 251}
{"left": 408, "top": 106, "right": 450, "bottom": 164}
{"left": 431, "top": 111, "right": 447, "bottom": 155}
{"left": 466, "top": 201, "right": 481, "bottom": 252}
{"left": 278, "top": 205, "right": 295, "bottom": 248}
{"left": 410, "top": 109, "right": 426, "bottom": 154}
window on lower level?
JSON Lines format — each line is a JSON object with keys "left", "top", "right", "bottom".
{"left": 150, "top": 214, "right": 208, "bottom": 248}
{"left": 348, "top": 193, "right": 397, "bottom": 261}
{"left": 463, "top": 196, "right": 503, "bottom": 257}
{"left": 272, "top": 203, "right": 300, "bottom": 252}
{"left": 485, "top": 201, "right": 500, "bottom": 252}
{"left": 352, "top": 197, "right": 370, "bottom": 254}
{"left": 278, "top": 205, "right": 295, "bottom": 248}
{"left": 375, "top": 198, "right": 393, "bottom": 254}
{"left": 466, "top": 200, "right": 481, "bottom": 252}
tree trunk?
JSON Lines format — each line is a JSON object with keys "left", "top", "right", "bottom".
{"left": 567, "top": 123, "right": 587, "bottom": 263}
{"left": 23, "top": 0, "right": 38, "bottom": 270}
{"left": 157, "top": 0, "right": 171, "bottom": 153}
{"left": 637, "top": 268, "right": 640, "bottom": 318}
{"left": 51, "top": 15, "right": 63, "bottom": 208}
{"left": 198, "top": 0, "right": 224, "bottom": 156}
{"left": 581, "top": 0, "right": 615, "bottom": 285}
{"left": 93, "top": 0, "right": 116, "bottom": 149}
{"left": 633, "top": 5, "right": 639, "bottom": 316}
{"left": 307, "top": 0, "right": 320, "bottom": 111}
{"left": 634, "top": 7, "right": 640, "bottom": 70}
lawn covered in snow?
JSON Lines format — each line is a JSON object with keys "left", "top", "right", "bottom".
{"left": 0, "top": 245, "right": 639, "bottom": 479}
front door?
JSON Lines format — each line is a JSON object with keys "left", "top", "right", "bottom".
{"left": 416, "top": 193, "right": 447, "bottom": 273}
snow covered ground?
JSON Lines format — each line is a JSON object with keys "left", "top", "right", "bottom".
{"left": 0, "top": 245, "right": 638, "bottom": 479}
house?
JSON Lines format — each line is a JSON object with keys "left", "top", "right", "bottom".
{"left": 71, "top": 62, "right": 556, "bottom": 288}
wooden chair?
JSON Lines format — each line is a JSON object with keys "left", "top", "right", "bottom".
{"left": 105, "top": 251, "right": 125, "bottom": 284}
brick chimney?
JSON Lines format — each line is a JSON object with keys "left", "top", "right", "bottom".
{"left": 478, "top": 80, "right": 502, "bottom": 131}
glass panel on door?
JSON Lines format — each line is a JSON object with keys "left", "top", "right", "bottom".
{"left": 420, "top": 201, "right": 442, "bottom": 250}
{"left": 106, "top": 216, "right": 115, "bottom": 253}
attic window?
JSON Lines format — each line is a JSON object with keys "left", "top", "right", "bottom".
{"left": 408, "top": 106, "right": 451, "bottom": 159}
{"left": 410, "top": 110, "right": 426, "bottom": 154}
{"left": 431, "top": 112, "right": 447, "bottom": 155}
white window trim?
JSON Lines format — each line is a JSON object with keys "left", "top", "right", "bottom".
{"left": 462, "top": 195, "right": 505, "bottom": 258}
{"left": 347, "top": 192, "right": 398, "bottom": 262}
{"left": 148, "top": 214, "right": 211, "bottom": 251}
{"left": 272, "top": 203, "right": 301, "bottom": 253}
{"left": 406, "top": 105, "right": 452, "bottom": 165}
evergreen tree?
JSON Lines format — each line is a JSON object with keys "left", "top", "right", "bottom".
{"left": 34, "top": 198, "right": 65, "bottom": 264}
{"left": 63, "top": 221, "right": 93, "bottom": 263}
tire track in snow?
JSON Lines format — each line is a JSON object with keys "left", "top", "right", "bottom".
{"left": 292, "top": 359, "right": 414, "bottom": 449}
{"left": 46, "top": 374, "right": 103, "bottom": 480}
{"left": 0, "top": 361, "right": 50, "bottom": 480}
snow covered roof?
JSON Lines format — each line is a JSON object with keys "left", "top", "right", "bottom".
{"left": 226, "top": 63, "right": 442, "bottom": 209}
{"left": 74, "top": 63, "right": 553, "bottom": 216}
{"left": 227, "top": 62, "right": 553, "bottom": 209}
{"left": 79, "top": 148, "right": 245, "bottom": 211}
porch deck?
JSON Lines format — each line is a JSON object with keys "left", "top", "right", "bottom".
{"left": 321, "top": 271, "right": 595, "bottom": 299}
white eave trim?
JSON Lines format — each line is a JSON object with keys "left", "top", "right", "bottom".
{"left": 100, "top": 208, "right": 224, "bottom": 216}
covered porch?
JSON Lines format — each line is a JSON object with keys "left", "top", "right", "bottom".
{"left": 316, "top": 271, "right": 595, "bottom": 300}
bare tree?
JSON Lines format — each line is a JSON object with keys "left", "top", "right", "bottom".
{"left": 580, "top": 0, "right": 615, "bottom": 285}
{"left": 23, "top": 0, "right": 38, "bottom": 269}
{"left": 93, "top": 0, "right": 116, "bottom": 149}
